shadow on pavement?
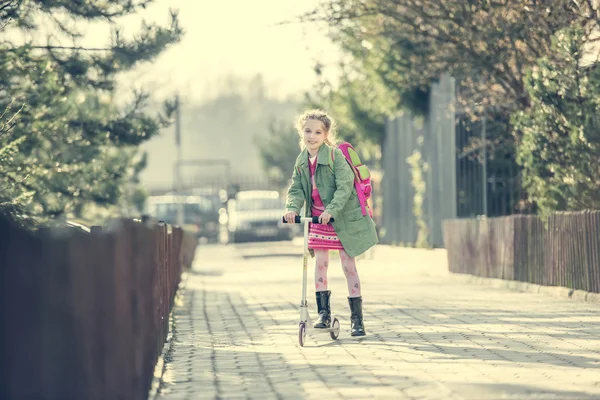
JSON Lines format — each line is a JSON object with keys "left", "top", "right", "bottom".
{"left": 241, "top": 253, "right": 302, "bottom": 259}
{"left": 157, "top": 276, "right": 430, "bottom": 399}
{"left": 157, "top": 244, "right": 600, "bottom": 399}
{"left": 444, "top": 383, "right": 600, "bottom": 400}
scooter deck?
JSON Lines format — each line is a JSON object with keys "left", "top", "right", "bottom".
{"left": 313, "top": 327, "right": 338, "bottom": 333}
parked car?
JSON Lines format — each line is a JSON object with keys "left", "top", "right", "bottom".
{"left": 179, "top": 188, "right": 229, "bottom": 243}
{"left": 226, "top": 190, "right": 296, "bottom": 243}
{"left": 183, "top": 188, "right": 228, "bottom": 214}
{"left": 146, "top": 194, "right": 220, "bottom": 241}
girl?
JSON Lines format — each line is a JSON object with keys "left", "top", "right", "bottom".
{"left": 284, "top": 109, "right": 378, "bottom": 337}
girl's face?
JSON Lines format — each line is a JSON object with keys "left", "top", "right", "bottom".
{"left": 302, "top": 119, "right": 328, "bottom": 153}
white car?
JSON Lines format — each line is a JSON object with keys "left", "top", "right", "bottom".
{"left": 226, "top": 190, "right": 297, "bottom": 243}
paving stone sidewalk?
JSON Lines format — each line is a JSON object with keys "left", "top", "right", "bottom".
{"left": 154, "top": 243, "right": 600, "bottom": 400}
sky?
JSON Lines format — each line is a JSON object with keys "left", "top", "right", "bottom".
{"left": 14, "top": 1, "right": 346, "bottom": 192}
{"left": 98, "top": 0, "right": 343, "bottom": 102}
{"left": 108, "top": 0, "right": 344, "bottom": 191}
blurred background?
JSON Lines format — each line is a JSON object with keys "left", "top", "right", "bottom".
{"left": 3, "top": 0, "right": 600, "bottom": 248}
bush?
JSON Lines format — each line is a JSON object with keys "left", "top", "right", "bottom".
{"left": 513, "top": 27, "right": 600, "bottom": 218}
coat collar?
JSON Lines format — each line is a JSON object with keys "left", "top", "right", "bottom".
{"left": 299, "top": 144, "right": 332, "bottom": 167}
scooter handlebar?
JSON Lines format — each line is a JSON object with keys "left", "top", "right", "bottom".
{"left": 282, "top": 216, "right": 334, "bottom": 224}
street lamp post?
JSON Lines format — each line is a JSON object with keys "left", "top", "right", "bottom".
{"left": 175, "top": 94, "right": 184, "bottom": 227}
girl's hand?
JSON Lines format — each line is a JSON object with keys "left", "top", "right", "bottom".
{"left": 284, "top": 210, "right": 298, "bottom": 224}
{"left": 319, "top": 212, "right": 332, "bottom": 224}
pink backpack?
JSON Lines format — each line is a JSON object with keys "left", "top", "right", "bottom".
{"left": 328, "top": 142, "right": 373, "bottom": 217}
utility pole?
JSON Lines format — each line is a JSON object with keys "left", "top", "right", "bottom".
{"left": 175, "top": 93, "right": 184, "bottom": 227}
{"left": 481, "top": 112, "right": 488, "bottom": 217}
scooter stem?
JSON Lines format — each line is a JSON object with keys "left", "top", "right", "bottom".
{"left": 300, "top": 219, "right": 309, "bottom": 322}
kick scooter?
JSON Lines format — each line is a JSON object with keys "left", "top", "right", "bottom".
{"left": 283, "top": 215, "right": 341, "bottom": 347}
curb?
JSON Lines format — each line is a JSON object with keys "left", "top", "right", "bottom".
{"left": 149, "top": 271, "right": 190, "bottom": 400}
{"left": 452, "top": 273, "right": 600, "bottom": 304}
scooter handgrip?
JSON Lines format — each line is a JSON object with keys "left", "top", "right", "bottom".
{"left": 281, "top": 216, "right": 335, "bottom": 224}
{"left": 311, "top": 216, "right": 335, "bottom": 224}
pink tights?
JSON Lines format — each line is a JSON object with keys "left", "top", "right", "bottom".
{"left": 314, "top": 249, "right": 361, "bottom": 297}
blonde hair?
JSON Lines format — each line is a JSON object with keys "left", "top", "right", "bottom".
{"left": 295, "top": 109, "right": 338, "bottom": 149}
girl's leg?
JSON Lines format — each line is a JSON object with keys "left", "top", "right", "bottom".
{"left": 313, "top": 249, "right": 331, "bottom": 328}
{"left": 339, "top": 249, "right": 366, "bottom": 336}
{"left": 314, "top": 249, "right": 329, "bottom": 291}
{"left": 339, "top": 249, "right": 361, "bottom": 297}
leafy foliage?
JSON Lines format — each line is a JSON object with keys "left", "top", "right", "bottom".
{"left": 406, "top": 142, "right": 429, "bottom": 248}
{"left": 0, "top": 0, "right": 182, "bottom": 224}
{"left": 514, "top": 27, "right": 600, "bottom": 217}
{"left": 302, "top": 63, "right": 393, "bottom": 164}
{"left": 305, "top": 0, "right": 599, "bottom": 117}
{"left": 254, "top": 119, "right": 301, "bottom": 189}
{"left": 303, "top": 0, "right": 600, "bottom": 215}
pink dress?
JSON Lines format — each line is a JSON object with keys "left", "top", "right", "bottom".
{"left": 307, "top": 155, "right": 344, "bottom": 251}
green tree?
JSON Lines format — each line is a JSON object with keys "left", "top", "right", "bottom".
{"left": 302, "top": 63, "right": 395, "bottom": 165}
{"left": 0, "top": 0, "right": 182, "bottom": 225}
{"left": 406, "top": 141, "right": 429, "bottom": 248}
{"left": 513, "top": 27, "right": 600, "bottom": 217}
{"left": 304, "top": 0, "right": 595, "bottom": 118}
{"left": 254, "top": 119, "right": 301, "bottom": 189}
{"left": 302, "top": 1, "right": 600, "bottom": 216}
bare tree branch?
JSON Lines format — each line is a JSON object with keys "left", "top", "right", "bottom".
{"left": 0, "top": 100, "right": 25, "bottom": 138}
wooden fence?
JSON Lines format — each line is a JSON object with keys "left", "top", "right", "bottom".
{"left": 0, "top": 217, "right": 197, "bottom": 400}
{"left": 443, "top": 211, "right": 600, "bottom": 293}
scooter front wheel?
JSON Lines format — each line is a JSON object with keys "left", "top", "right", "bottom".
{"left": 330, "top": 318, "right": 340, "bottom": 340}
{"left": 299, "top": 322, "right": 307, "bottom": 347}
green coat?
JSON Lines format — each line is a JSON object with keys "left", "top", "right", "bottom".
{"left": 285, "top": 143, "right": 379, "bottom": 258}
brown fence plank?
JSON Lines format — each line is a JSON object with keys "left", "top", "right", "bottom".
{"left": 0, "top": 216, "right": 197, "bottom": 399}
{"left": 1, "top": 222, "right": 44, "bottom": 399}
{"left": 587, "top": 211, "right": 600, "bottom": 293}
{"left": 90, "top": 226, "right": 112, "bottom": 399}
{"left": 444, "top": 210, "right": 600, "bottom": 294}
{"left": 67, "top": 229, "right": 99, "bottom": 398}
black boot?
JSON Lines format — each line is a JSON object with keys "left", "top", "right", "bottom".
{"left": 348, "top": 296, "right": 366, "bottom": 336}
{"left": 313, "top": 290, "right": 331, "bottom": 329}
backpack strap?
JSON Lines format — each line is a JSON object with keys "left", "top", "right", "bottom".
{"left": 328, "top": 146, "right": 335, "bottom": 173}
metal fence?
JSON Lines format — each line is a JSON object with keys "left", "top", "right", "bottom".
{"left": 381, "top": 74, "right": 525, "bottom": 247}
{"left": 381, "top": 73, "right": 457, "bottom": 247}
{"left": 455, "top": 114, "right": 524, "bottom": 218}
{"left": 443, "top": 211, "right": 600, "bottom": 293}
{"left": 0, "top": 217, "right": 197, "bottom": 400}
